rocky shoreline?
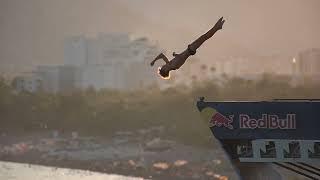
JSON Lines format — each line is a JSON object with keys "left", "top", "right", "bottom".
{"left": 0, "top": 130, "right": 238, "bottom": 180}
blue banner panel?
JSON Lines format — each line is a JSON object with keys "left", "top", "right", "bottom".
{"left": 197, "top": 98, "right": 320, "bottom": 140}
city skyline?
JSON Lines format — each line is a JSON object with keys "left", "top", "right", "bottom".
{"left": 1, "top": 0, "right": 320, "bottom": 75}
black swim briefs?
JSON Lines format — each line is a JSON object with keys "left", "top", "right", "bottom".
{"left": 187, "top": 45, "right": 197, "bottom": 55}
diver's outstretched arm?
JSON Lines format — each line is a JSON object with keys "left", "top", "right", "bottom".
{"left": 188, "top": 17, "right": 225, "bottom": 51}
{"left": 150, "top": 53, "right": 169, "bottom": 66}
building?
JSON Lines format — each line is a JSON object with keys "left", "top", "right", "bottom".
{"left": 35, "top": 66, "right": 61, "bottom": 93}
{"left": 13, "top": 33, "right": 171, "bottom": 93}
{"left": 58, "top": 66, "right": 81, "bottom": 92}
{"left": 64, "top": 36, "right": 88, "bottom": 66}
{"left": 77, "top": 65, "right": 114, "bottom": 90}
{"left": 13, "top": 73, "right": 42, "bottom": 93}
{"left": 14, "top": 65, "right": 81, "bottom": 93}
{"left": 63, "top": 33, "right": 160, "bottom": 91}
{"left": 297, "top": 48, "right": 320, "bottom": 81}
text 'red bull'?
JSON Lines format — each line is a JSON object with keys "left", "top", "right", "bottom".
{"left": 209, "top": 112, "right": 234, "bottom": 129}
{"left": 240, "top": 114, "right": 296, "bottom": 129}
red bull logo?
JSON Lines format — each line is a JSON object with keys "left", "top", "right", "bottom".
{"left": 239, "top": 114, "right": 296, "bottom": 129}
{"left": 199, "top": 107, "right": 234, "bottom": 129}
{"left": 209, "top": 112, "right": 234, "bottom": 129}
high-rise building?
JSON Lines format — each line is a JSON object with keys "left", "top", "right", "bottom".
{"left": 63, "top": 33, "right": 160, "bottom": 91}
{"left": 64, "top": 36, "right": 88, "bottom": 66}
{"left": 14, "top": 33, "right": 162, "bottom": 93}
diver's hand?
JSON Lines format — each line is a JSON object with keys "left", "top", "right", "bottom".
{"left": 214, "top": 17, "right": 225, "bottom": 30}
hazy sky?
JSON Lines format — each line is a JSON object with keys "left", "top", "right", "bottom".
{"left": 1, "top": 0, "right": 320, "bottom": 70}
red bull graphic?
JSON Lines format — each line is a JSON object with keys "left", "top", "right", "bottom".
{"left": 209, "top": 112, "right": 234, "bottom": 129}
{"left": 239, "top": 114, "right": 296, "bottom": 129}
{"left": 199, "top": 107, "right": 234, "bottom": 129}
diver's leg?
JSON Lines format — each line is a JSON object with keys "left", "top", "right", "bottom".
{"left": 188, "top": 26, "right": 219, "bottom": 51}
{"left": 188, "top": 17, "right": 225, "bottom": 51}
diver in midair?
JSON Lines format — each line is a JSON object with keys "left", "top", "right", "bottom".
{"left": 150, "top": 17, "right": 225, "bottom": 79}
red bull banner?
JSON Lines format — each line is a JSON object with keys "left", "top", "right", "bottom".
{"left": 197, "top": 97, "right": 320, "bottom": 140}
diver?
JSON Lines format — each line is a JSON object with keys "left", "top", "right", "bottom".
{"left": 150, "top": 17, "right": 225, "bottom": 79}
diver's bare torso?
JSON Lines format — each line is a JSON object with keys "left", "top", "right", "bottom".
{"left": 151, "top": 17, "right": 225, "bottom": 78}
{"left": 168, "top": 49, "right": 193, "bottom": 70}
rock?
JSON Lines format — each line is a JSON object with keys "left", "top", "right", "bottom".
{"left": 113, "top": 161, "right": 120, "bottom": 167}
{"left": 128, "top": 160, "right": 136, "bottom": 167}
{"left": 213, "top": 174, "right": 221, "bottom": 178}
{"left": 153, "top": 162, "right": 170, "bottom": 170}
{"left": 219, "top": 176, "right": 229, "bottom": 180}
{"left": 212, "top": 159, "right": 222, "bottom": 165}
{"left": 213, "top": 174, "right": 229, "bottom": 180}
{"left": 173, "top": 160, "right": 188, "bottom": 167}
